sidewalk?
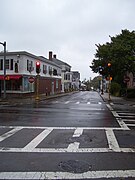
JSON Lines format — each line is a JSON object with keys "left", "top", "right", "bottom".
{"left": 0, "top": 91, "right": 78, "bottom": 105}
{"left": 100, "top": 92, "right": 135, "bottom": 107}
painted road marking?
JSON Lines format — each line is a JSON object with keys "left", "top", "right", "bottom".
{"left": 0, "top": 147, "right": 135, "bottom": 153}
{"left": 73, "top": 128, "right": 83, "bottom": 137}
{"left": 98, "top": 102, "right": 102, "bottom": 105}
{"left": 75, "top": 101, "right": 80, "bottom": 104}
{"left": 87, "top": 102, "right": 91, "bottom": 104}
{"left": 67, "top": 128, "right": 83, "bottom": 152}
{"left": 65, "top": 101, "right": 70, "bottom": 104}
{"left": 0, "top": 126, "right": 128, "bottom": 130}
{"left": 67, "top": 142, "right": 80, "bottom": 152}
{"left": 105, "top": 129, "right": 120, "bottom": 152}
{"left": 117, "top": 119, "right": 129, "bottom": 130}
{"left": 0, "top": 126, "right": 134, "bottom": 153}
{"left": 0, "top": 170, "right": 135, "bottom": 179}
{"left": 106, "top": 104, "right": 113, "bottom": 111}
{"left": 23, "top": 128, "right": 53, "bottom": 151}
{"left": 0, "top": 127, "right": 23, "bottom": 142}
{"left": 126, "top": 124, "right": 135, "bottom": 127}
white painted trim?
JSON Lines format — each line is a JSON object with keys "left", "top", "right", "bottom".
{"left": 0, "top": 170, "right": 135, "bottom": 179}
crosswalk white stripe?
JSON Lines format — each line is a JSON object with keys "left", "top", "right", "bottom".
{"left": 117, "top": 119, "right": 129, "bottom": 130}
{"left": 1, "top": 147, "right": 135, "bottom": 153}
{"left": 0, "top": 127, "right": 22, "bottom": 142}
{"left": 67, "top": 142, "right": 80, "bottom": 152}
{"left": 87, "top": 102, "right": 91, "bottom": 104}
{"left": 106, "top": 104, "right": 113, "bottom": 111}
{"left": 111, "top": 111, "right": 120, "bottom": 117}
{"left": 75, "top": 101, "right": 80, "bottom": 104}
{"left": 105, "top": 129, "right": 120, "bottom": 152}
{"left": 126, "top": 124, "right": 135, "bottom": 127}
{"left": 123, "top": 119, "right": 135, "bottom": 122}
{"left": 22, "top": 128, "right": 53, "bottom": 151}
{"left": 98, "top": 102, "right": 102, "bottom": 105}
{"left": 73, "top": 128, "right": 83, "bottom": 137}
{"left": 65, "top": 101, "right": 70, "bottom": 104}
{"left": 0, "top": 170, "right": 135, "bottom": 179}
{"left": 118, "top": 112, "right": 135, "bottom": 115}
{"left": 0, "top": 126, "right": 127, "bottom": 130}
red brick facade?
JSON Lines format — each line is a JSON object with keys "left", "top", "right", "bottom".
{"left": 35, "top": 77, "right": 61, "bottom": 95}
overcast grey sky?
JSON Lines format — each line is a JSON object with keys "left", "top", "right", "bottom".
{"left": 0, "top": 0, "right": 135, "bottom": 80}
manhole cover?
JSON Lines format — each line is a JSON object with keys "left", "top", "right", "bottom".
{"left": 58, "top": 160, "right": 92, "bottom": 173}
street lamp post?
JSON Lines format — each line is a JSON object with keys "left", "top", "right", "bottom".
{"left": 0, "top": 41, "right": 6, "bottom": 99}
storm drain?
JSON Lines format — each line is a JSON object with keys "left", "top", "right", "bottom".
{"left": 58, "top": 160, "right": 92, "bottom": 173}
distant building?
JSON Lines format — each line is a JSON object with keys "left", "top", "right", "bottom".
{"left": 72, "top": 71, "right": 80, "bottom": 90}
{"left": 50, "top": 52, "right": 72, "bottom": 92}
{"left": 0, "top": 51, "right": 62, "bottom": 97}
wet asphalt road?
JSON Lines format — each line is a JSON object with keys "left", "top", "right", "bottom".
{"left": 0, "top": 91, "right": 135, "bottom": 179}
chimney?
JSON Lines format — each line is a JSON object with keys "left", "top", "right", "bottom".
{"left": 49, "top": 51, "right": 53, "bottom": 60}
{"left": 53, "top": 54, "right": 57, "bottom": 59}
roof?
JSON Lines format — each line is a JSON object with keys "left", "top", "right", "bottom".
{"left": 0, "top": 51, "right": 61, "bottom": 69}
{"left": 52, "top": 58, "right": 71, "bottom": 68}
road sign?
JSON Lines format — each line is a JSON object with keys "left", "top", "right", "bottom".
{"left": 28, "top": 76, "right": 35, "bottom": 83}
{"left": 124, "top": 76, "right": 130, "bottom": 83}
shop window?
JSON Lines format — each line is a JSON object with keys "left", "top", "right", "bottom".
{"left": 0, "top": 59, "right": 3, "bottom": 70}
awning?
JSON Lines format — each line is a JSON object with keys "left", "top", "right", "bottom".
{"left": 0, "top": 75, "right": 22, "bottom": 80}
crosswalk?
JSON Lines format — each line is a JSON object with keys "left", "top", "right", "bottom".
{"left": 0, "top": 125, "right": 135, "bottom": 153}
{"left": 52, "top": 100, "right": 103, "bottom": 105}
{"left": 106, "top": 104, "right": 135, "bottom": 130}
{"left": 116, "top": 111, "right": 135, "bottom": 130}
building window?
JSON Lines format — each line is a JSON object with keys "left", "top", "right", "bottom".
{"left": 56, "top": 79, "right": 58, "bottom": 89}
{"left": 10, "top": 59, "right": 13, "bottom": 70}
{"left": 27, "top": 60, "right": 34, "bottom": 72}
{"left": 0, "top": 59, "right": 3, "bottom": 70}
{"left": 43, "top": 64, "right": 47, "bottom": 74}
{"left": 53, "top": 69, "right": 57, "bottom": 76}
{"left": 49, "top": 66, "right": 52, "bottom": 75}
{"left": 5, "top": 59, "right": 9, "bottom": 69}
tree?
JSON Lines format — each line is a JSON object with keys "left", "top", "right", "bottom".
{"left": 90, "top": 29, "right": 135, "bottom": 85}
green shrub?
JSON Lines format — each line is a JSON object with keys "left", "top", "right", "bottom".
{"left": 127, "top": 88, "right": 135, "bottom": 98}
{"left": 110, "top": 82, "right": 121, "bottom": 96}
